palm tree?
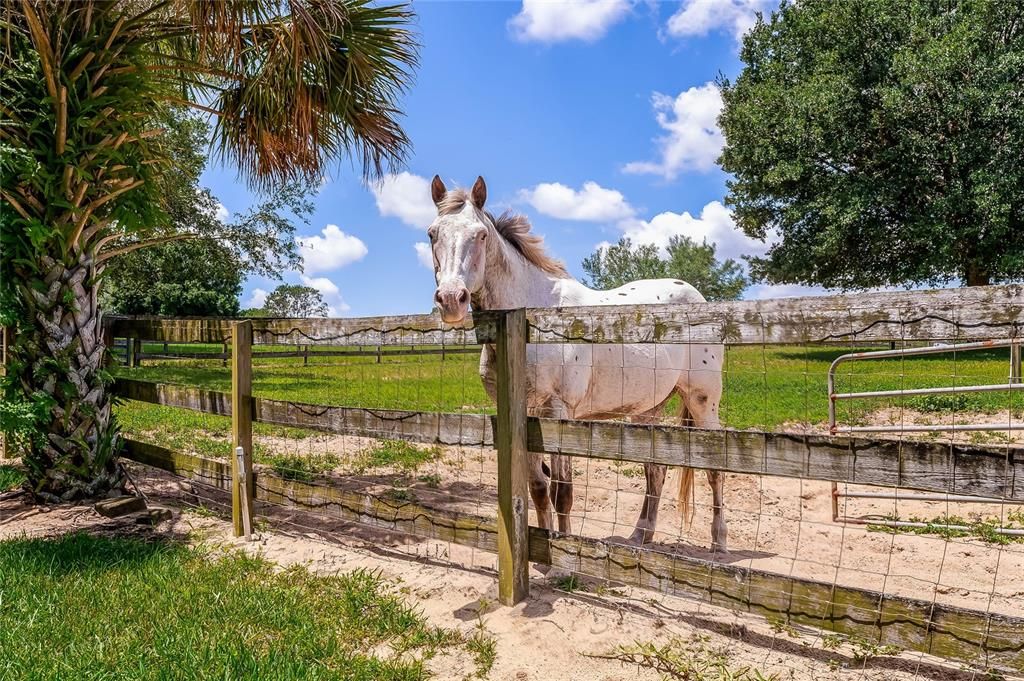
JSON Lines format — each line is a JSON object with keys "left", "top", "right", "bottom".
{"left": 0, "top": 0, "right": 418, "bottom": 500}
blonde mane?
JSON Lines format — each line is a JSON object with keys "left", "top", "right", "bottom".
{"left": 438, "top": 189, "right": 570, "bottom": 278}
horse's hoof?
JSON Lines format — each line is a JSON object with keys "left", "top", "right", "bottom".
{"left": 710, "top": 543, "right": 727, "bottom": 554}
{"left": 628, "top": 529, "right": 653, "bottom": 545}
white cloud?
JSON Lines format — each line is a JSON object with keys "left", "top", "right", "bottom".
{"left": 371, "top": 172, "right": 437, "bottom": 229}
{"left": 519, "top": 181, "right": 635, "bottom": 222}
{"left": 296, "top": 224, "right": 368, "bottom": 274}
{"left": 666, "top": 0, "right": 772, "bottom": 42}
{"left": 245, "top": 288, "right": 268, "bottom": 309}
{"left": 617, "top": 200, "right": 766, "bottom": 262}
{"left": 509, "top": 0, "right": 631, "bottom": 43}
{"left": 300, "top": 274, "right": 350, "bottom": 316}
{"left": 414, "top": 242, "right": 434, "bottom": 270}
{"left": 214, "top": 202, "right": 230, "bottom": 222}
{"left": 623, "top": 82, "right": 724, "bottom": 179}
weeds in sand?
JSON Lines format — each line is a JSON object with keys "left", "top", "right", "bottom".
{"left": 588, "top": 636, "right": 776, "bottom": 680}
{"left": 465, "top": 630, "right": 497, "bottom": 678}
{"left": 849, "top": 637, "right": 902, "bottom": 663}
{"left": 767, "top": 617, "right": 799, "bottom": 639}
{"left": 553, "top": 574, "right": 585, "bottom": 593}
{"left": 264, "top": 451, "right": 341, "bottom": 482}
{"left": 866, "top": 514, "right": 1024, "bottom": 545}
{"left": 417, "top": 473, "right": 442, "bottom": 488}
{"left": 352, "top": 440, "right": 440, "bottom": 475}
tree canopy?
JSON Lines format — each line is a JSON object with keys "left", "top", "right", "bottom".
{"left": 263, "top": 285, "right": 329, "bottom": 317}
{"left": 582, "top": 236, "right": 748, "bottom": 301}
{"left": 718, "top": 0, "right": 1024, "bottom": 288}
{"left": 101, "top": 112, "right": 308, "bottom": 317}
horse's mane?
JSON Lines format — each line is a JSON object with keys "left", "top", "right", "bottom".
{"left": 438, "top": 189, "right": 570, "bottom": 278}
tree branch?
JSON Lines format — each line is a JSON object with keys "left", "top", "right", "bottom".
{"left": 96, "top": 233, "right": 197, "bottom": 263}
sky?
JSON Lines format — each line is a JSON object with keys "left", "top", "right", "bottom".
{"left": 202, "top": 0, "right": 815, "bottom": 318}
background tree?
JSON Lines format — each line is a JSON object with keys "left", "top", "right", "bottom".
{"left": 0, "top": 1, "right": 417, "bottom": 500}
{"left": 582, "top": 237, "right": 748, "bottom": 301}
{"left": 102, "top": 239, "right": 244, "bottom": 317}
{"left": 719, "top": 0, "right": 1024, "bottom": 289}
{"left": 102, "top": 113, "right": 306, "bottom": 317}
{"left": 262, "top": 285, "right": 330, "bottom": 318}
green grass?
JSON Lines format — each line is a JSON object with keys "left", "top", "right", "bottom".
{"left": 264, "top": 451, "right": 342, "bottom": 482}
{"left": 114, "top": 344, "right": 1020, "bottom": 433}
{"left": 0, "top": 533, "right": 491, "bottom": 680}
{"left": 350, "top": 440, "right": 440, "bottom": 474}
{"left": 0, "top": 464, "right": 26, "bottom": 491}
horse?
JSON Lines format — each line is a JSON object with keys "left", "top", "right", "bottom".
{"left": 426, "top": 175, "right": 727, "bottom": 551}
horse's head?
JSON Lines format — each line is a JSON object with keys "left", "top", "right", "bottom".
{"left": 427, "top": 175, "right": 491, "bottom": 324}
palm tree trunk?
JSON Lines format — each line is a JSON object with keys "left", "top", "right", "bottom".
{"left": 14, "top": 255, "right": 125, "bottom": 501}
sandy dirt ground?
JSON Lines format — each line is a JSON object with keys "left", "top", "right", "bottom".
{"left": 3, "top": 407, "right": 1021, "bottom": 681}
{"left": 0, "top": 487, "right": 1011, "bottom": 681}
{"left": 250, "top": 420, "right": 1024, "bottom": 619}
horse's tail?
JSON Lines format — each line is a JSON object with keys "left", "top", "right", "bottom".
{"left": 677, "top": 397, "right": 696, "bottom": 527}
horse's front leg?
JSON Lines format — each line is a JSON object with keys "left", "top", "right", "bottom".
{"left": 549, "top": 454, "right": 573, "bottom": 534}
{"left": 529, "top": 453, "right": 553, "bottom": 530}
{"left": 628, "top": 463, "right": 667, "bottom": 544}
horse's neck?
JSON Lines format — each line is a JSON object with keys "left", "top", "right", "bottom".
{"left": 473, "top": 236, "right": 565, "bottom": 312}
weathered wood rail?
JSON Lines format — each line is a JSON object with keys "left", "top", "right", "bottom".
{"left": 114, "top": 378, "right": 1024, "bottom": 503}
{"left": 115, "top": 342, "right": 480, "bottom": 364}
{"left": 106, "top": 283, "right": 1024, "bottom": 346}
{"left": 121, "top": 439, "right": 1024, "bottom": 672}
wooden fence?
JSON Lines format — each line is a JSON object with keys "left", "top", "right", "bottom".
{"left": 106, "top": 283, "right": 1024, "bottom": 672}
{"left": 110, "top": 337, "right": 479, "bottom": 367}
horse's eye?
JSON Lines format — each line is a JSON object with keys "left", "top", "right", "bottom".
{"left": 427, "top": 228, "right": 437, "bottom": 241}
{"left": 479, "top": 231, "right": 487, "bottom": 241}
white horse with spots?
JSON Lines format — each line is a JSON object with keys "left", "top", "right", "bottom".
{"left": 427, "top": 176, "right": 727, "bottom": 551}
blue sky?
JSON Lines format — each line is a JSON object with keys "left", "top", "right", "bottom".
{"left": 202, "top": 0, "right": 808, "bottom": 317}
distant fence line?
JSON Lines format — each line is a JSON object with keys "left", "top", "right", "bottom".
{"left": 110, "top": 337, "right": 480, "bottom": 367}
{"left": 106, "top": 283, "right": 1024, "bottom": 673}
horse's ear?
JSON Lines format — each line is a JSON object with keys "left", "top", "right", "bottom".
{"left": 431, "top": 175, "right": 447, "bottom": 206}
{"left": 471, "top": 176, "right": 487, "bottom": 209}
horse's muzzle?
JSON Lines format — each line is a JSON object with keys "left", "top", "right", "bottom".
{"left": 434, "top": 286, "right": 469, "bottom": 324}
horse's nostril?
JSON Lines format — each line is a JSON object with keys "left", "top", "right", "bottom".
{"left": 458, "top": 289, "right": 469, "bottom": 305}
{"left": 434, "top": 290, "right": 443, "bottom": 305}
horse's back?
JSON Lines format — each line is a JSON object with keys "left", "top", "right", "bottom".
{"left": 521, "top": 278, "right": 722, "bottom": 419}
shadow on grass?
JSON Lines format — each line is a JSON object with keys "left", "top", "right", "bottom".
{"left": 0, "top": 530, "right": 190, "bottom": 576}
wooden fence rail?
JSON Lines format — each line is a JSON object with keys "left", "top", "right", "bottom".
{"left": 121, "top": 438, "right": 1024, "bottom": 672}
{"left": 105, "top": 283, "right": 1024, "bottom": 346}
{"left": 113, "top": 341, "right": 480, "bottom": 364}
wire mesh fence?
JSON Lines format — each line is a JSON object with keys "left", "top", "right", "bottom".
{"left": 105, "top": 285, "right": 1024, "bottom": 677}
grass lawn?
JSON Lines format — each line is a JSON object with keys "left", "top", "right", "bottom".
{"left": 0, "top": 532, "right": 493, "bottom": 680}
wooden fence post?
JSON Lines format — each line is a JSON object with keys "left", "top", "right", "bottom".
{"left": 1011, "top": 341, "right": 1022, "bottom": 385}
{"left": 231, "top": 321, "right": 254, "bottom": 538}
{"left": 495, "top": 308, "right": 530, "bottom": 605}
{"left": 127, "top": 337, "right": 139, "bottom": 368}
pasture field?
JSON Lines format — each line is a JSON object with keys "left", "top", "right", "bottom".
{"left": 0, "top": 532, "right": 495, "bottom": 680}
{"left": 114, "top": 342, "right": 1021, "bottom": 432}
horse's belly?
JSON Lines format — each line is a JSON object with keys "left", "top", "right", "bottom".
{"left": 528, "top": 343, "right": 686, "bottom": 418}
